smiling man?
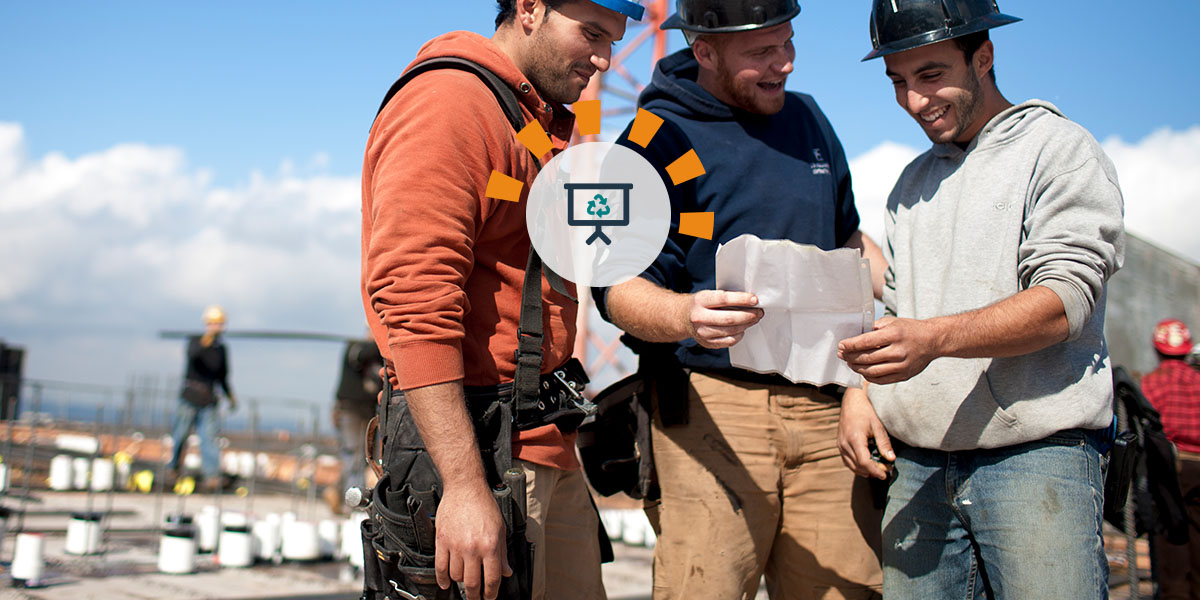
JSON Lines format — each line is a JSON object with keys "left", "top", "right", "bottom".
{"left": 360, "top": 1, "right": 640, "bottom": 599}
{"left": 594, "top": 1, "right": 887, "bottom": 598}
{"left": 837, "top": 1, "right": 1126, "bottom": 597}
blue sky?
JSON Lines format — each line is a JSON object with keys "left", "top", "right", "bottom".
{"left": 4, "top": 1, "right": 1197, "bottom": 185}
{"left": 2, "top": 1, "right": 1199, "bottom": 412}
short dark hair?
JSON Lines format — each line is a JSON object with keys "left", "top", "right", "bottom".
{"left": 495, "top": 0, "right": 574, "bottom": 29}
{"left": 952, "top": 31, "right": 996, "bottom": 83}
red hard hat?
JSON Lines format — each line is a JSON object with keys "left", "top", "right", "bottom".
{"left": 1153, "top": 318, "right": 1193, "bottom": 356}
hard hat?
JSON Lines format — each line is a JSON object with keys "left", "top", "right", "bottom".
{"left": 862, "top": 0, "right": 1020, "bottom": 62}
{"left": 661, "top": 0, "right": 801, "bottom": 34}
{"left": 202, "top": 305, "right": 227, "bottom": 325}
{"left": 1153, "top": 318, "right": 1192, "bottom": 356}
{"left": 590, "top": 0, "right": 645, "bottom": 21}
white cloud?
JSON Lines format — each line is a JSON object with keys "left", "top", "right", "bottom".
{"left": 848, "top": 129, "right": 1200, "bottom": 265}
{"left": 0, "top": 123, "right": 363, "bottom": 404}
{"left": 1102, "top": 126, "right": 1200, "bottom": 263}
{"left": 849, "top": 140, "right": 921, "bottom": 245}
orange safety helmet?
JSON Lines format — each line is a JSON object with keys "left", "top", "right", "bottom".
{"left": 1153, "top": 318, "right": 1192, "bottom": 356}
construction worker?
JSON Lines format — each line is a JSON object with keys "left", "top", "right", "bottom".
{"left": 168, "top": 304, "right": 236, "bottom": 492}
{"left": 595, "top": 1, "right": 888, "bottom": 597}
{"left": 838, "top": 1, "right": 1125, "bottom": 597}
{"left": 360, "top": 2, "right": 643, "bottom": 599}
{"left": 325, "top": 336, "right": 383, "bottom": 515}
{"left": 1141, "top": 318, "right": 1200, "bottom": 599}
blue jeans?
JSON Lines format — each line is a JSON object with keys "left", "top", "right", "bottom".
{"left": 882, "top": 429, "right": 1108, "bottom": 599}
{"left": 168, "top": 400, "right": 220, "bottom": 480}
{"left": 335, "top": 407, "right": 370, "bottom": 491}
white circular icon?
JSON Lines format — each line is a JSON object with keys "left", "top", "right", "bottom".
{"left": 526, "top": 142, "right": 671, "bottom": 288}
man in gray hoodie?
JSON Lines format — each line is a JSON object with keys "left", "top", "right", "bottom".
{"left": 836, "top": 1, "right": 1125, "bottom": 598}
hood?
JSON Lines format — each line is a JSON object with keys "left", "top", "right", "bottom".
{"left": 932, "top": 99, "right": 1067, "bottom": 160}
{"left": 638, "top": 49, "right": 737, "bottom": 121}
{"left": 405, "top": 31, "right": 566, "bottom": 121}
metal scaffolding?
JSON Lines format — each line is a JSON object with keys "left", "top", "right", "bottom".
{"left": 573, "top": 0, "right": 672, "bottom": 383}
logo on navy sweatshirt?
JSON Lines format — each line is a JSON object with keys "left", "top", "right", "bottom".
{"left": 811, "top": 147, "right": 831, "bottom": 175}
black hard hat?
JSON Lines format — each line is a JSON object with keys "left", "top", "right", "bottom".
{"left": 862, "top": 0, "right": 1020, "bottom": 61}
{"left": 661, "top": 0, "right": 801, "bottom": 34}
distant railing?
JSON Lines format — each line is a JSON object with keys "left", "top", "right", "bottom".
{"left": 1, "top": 376, "right": 335, "bottom": 453}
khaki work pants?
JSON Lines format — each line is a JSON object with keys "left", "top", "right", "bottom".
{"left": 649, "top": 372, "right": 883, "bottom": 600}
{"left": 516, "top": 459, "right": 607, "bottom": 600}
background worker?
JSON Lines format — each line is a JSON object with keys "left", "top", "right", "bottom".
{"left": 168, "top": 304, "right": 236, "bottom": 492}
{"left": 1141, "top": 318, "right": 1200, "bottom": 600}
{"left": 360, "top": 1, "right": 642, "bottom": 598}
{"left": 325, "top": 336, "right": 383, "bottom": 515}
{"left": 597, "top": 1, "right": 887, "bottom": 597}
{"left": 838, "top": 1, "right": 1125, "bottom": 597}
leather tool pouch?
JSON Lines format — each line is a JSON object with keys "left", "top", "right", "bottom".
{"left": 360, "top": 391, "right": 533, "bottom": 600}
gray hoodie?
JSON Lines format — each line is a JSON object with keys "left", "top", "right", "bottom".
{"left": 870, "top": 100, "right": 1125, "bottom": 451}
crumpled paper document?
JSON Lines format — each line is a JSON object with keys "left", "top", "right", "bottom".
{"left": 714, "top": 234, "right": 874, "bottom": 388}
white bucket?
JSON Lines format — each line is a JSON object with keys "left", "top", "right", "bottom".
{"left": 183, "top": 451, "right": 202, "bottom": 471}
{"left": 218, "top": 524, "right": 255, "bottom": 568}
{"left": 90, "top": 458, "right": 115, "bottom": 492}
{"left": 253, "top": 514, "right": 282, "bottom": 562}
{"left": 221, "top": 451, "right": 239, "bottom": 476}
{"left": 237, "top": 451, "right": 255, "bottom": 479}
{"left": 65, "top": 512, "right": 103, "bottom": 555}
{"left": 71, "top": 456, "right": 91, "bottom": 490}
{"left": 196, "top": 506, "right": 220, "bottom": 553}
{"left": 600, "top": 509, "right": 623, "bottom": 540}
{"left": 343, "top": 512, "right": 368, "bottom": 568}
{"left": 220, "top": 511, "right": 248, "bottom": 528}
{"left": 158, "top": 529, "right": 197, "bottom": 574}
{"left": 115, "top": 459, "right": 131, "bottom": 490}
{"left": 621, "top": 510, "right": 647, "bottom": 547}
{"left": 318, "top": 519, "right": 340, "bottom": 559}
{"left": 280, "top": 520, "right": 321, "bottom": 562}
{"left": 11, "top": 533, "right": 46, "bottom": 586}
{"left": 48, "top": 454, "right": 74, "bottom": 491}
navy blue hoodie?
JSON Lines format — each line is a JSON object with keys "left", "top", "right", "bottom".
{"left": 594, "top": 48, "right": 860, "bottom": 373}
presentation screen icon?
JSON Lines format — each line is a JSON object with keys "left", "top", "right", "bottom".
{"left": 565, "top": 182, "right": 632, "bottom": 245}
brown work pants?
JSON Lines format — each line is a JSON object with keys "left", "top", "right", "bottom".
{"left": 649, "top": 372, "right": 883, "bottom": 600}
{"left": 516, "top": 459, "right": 607, "bottom": 600}
{"left": 1156, "top": 454, "right": 1200, "bottom": 600}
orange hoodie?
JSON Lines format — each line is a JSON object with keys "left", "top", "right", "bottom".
{"left": 361, "top": 31, "right": 579, "bottom": 469}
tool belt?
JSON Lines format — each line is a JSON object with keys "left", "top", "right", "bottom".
{"left": 359, "top": 356, "right": 589, "bottom": 600}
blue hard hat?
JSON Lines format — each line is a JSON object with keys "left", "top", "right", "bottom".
{"left": 590, "top": 0, "right": 645, "bottom": 21}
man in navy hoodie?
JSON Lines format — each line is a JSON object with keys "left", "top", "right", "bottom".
{"left": 593, "top": 1, "right": 887, "bottom": 597}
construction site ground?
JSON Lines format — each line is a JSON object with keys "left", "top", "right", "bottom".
{"left": 0, "top": 424, "right": 1161, "bottom": 599}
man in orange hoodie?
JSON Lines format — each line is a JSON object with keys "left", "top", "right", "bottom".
{"left": 361, "top": 2, "right": 643, "bottom": 599}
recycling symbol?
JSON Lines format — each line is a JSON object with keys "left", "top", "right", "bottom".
{"left": 587, "top": 193, "right": 611, "bottom": 218}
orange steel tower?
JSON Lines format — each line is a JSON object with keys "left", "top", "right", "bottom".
{"left": 573, "top": 0, "right": 672, "bottom": 381}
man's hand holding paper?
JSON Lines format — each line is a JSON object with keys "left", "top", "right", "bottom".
{"left": 685, "top": 290, "right": 764, "bottom": 349}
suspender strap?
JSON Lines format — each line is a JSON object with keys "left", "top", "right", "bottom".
{"left": 513, "top": 251, "right": 546, "bottom": 416}
{"left": 374, "top": 56, "right": 525, "bottom": 132}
